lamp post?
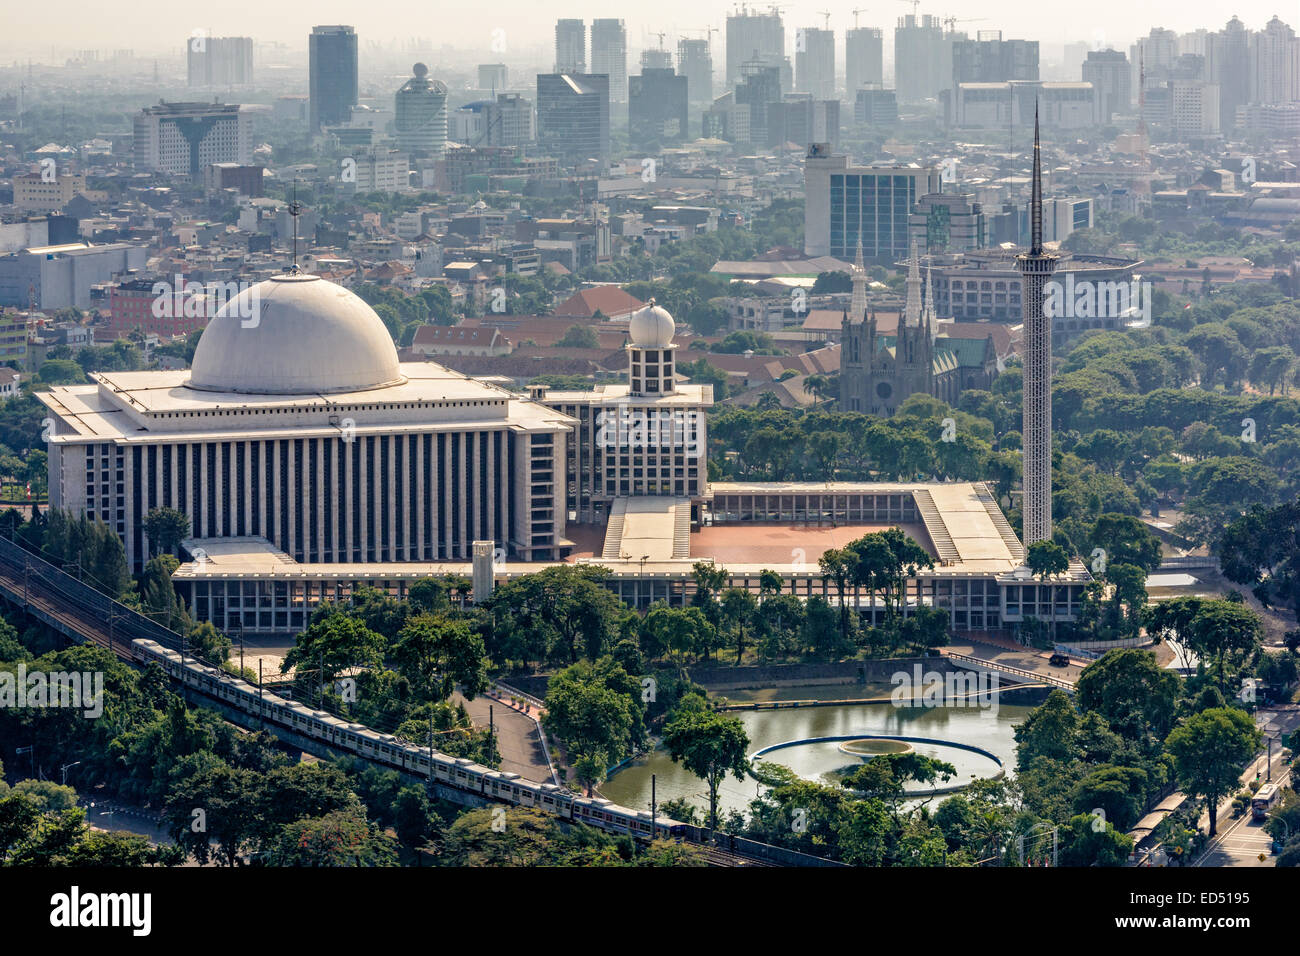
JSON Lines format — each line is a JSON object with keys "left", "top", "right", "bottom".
{"left": 60, "top": 761, "right": 81, "bottom": 786}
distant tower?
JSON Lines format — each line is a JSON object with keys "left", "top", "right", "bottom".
{"left": 903, "top": 238, "right": 922, "bottom": 327}
{"left": 395, "top": 63, "right": 448, "bottom": 157}
{"left": 1016, "top": 105, "right": 1058, "bottom": 547}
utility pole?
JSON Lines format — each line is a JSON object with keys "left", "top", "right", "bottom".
{"left": 650, "top": 773, "right": 657, "bottom": 838}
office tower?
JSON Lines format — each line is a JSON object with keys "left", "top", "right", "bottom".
{"left": 478, "top": 63, "right": 508, "bottom": 91}
{"left": 629, "top": 68, "right": 689, "bottom": 146}
{"left": 591, "top": 19, "right": 628, "bottom": 103}
{"left": 735, "top": 57, "right": 782, "bottom": 145}
{"left": 894, "top": 14, "right": 947, "bottom": 103}
{"left": 845, "top": 28, "right": 884, "bottom": 99}
{"left": 1082, "top": 49, "right": 1131, "bottom": 121}
{"left": 1251, "top": 15, "right": 1300, "bottom": 106}
{"left": 855, "top": 85, "right": 898, "bottom": 125}
{"left": 133, "top": 101, "right": 252, "bottom": 177}
{"left": 1215, "top": 16, "right": 1251, "bottom": 127}
{"left": 678, "top": 38, "right": 714, "bottom": 103}
{"left": 555, "top": 19, "right": 586, "bottom": 72}
{"left": 641, "top": 48, "right": 673, "bottom": 70}
{"left": 767, "top": 94, "right": 839, "bottom": 150}
{"left": 309, "top": 25, "right": 358, "bottom": 131}
{"left": 1016, "top": 109, "right": 1057, "bottom": 547}
{"left": 394, "top": 63, "right": 448, "bottom": 157}
{"left": 803, "top": 149, "right": 941, "bottom": 261}
{"left": 1170, "top": 79, "right": 1220, "bottom": 135}
{"left": 951, "top": 33, "right": 1039, "bottom": 83}
{"left": 187, "top": 36, "right": 253, "bottom": 87}
{"left": 795, "top": 27, "right": 835, "bottom": 100}
{"left": 725, "top": 7, "right": 784, "bottom": 90}
{"left": 1131, "top": 26, "right": 1178, "bottom": 100}
{"left": 536, "top": 73, "right": 610, "bottom": 169}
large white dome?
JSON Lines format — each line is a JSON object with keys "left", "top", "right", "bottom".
{"left": 628, "top": 301, "right": 676, "bottom": 348}
{"left": 188, "top": 274, "right": 405, "bottom": 395}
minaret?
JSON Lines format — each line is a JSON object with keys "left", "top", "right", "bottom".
{"left": 903, "top": 239, "right": 922, "bottom": 327}
{"left": 849, "top": 239, "right": 868, "bottom": 322}
{"left": 1016, "top": 105, "right": 1059, "bottom": 547}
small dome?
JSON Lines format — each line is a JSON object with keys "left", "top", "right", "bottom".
{"left": 188, "top": 274, "right": 405, "bottom": 395}
{"left": 629, "top": 301, "right": 675, "bottom": 348}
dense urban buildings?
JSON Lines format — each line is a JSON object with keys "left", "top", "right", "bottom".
{"left": 132, "top": 102, "right": 252, "bottom": 177}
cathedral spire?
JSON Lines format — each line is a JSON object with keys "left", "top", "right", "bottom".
{"left": 849, "top": 238, "right": 868, "bottom": 322}
{"left": 903, "top": 239, "right": 922, "bottom": 328}
{"left": 923, "top": 265, "right": 937, "bottom": 340}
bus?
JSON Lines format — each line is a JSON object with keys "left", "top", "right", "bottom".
{"left": 1252, "top": 783, "right": 1279, "bottom": 821}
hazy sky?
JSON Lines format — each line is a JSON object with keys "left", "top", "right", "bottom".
{"left": 1, "top": 1, "right": 1290, "bottom": 62}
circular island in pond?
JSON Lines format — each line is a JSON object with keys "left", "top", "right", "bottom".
{"left": 838, "top": 738, "right": 915, "bottom": 758}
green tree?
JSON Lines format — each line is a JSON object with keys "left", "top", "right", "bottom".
{"left": 661, "top": 707, "right": 750, "bottom": 831}
{"left": 1165, "top": 707, "right": 1261, "bottom": 837}
{"left": 144, "top": 506, "right": 191, "bottom": 557}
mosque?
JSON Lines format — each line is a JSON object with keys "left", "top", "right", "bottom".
{"left": 38, "top": 272, "right": 1088, "bottom": 637}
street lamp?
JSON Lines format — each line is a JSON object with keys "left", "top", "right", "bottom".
{"left": 60, "top": 761, "right": 81, "bottom": 786}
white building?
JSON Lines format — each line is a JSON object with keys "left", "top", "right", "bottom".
{"left": 13, "top": 172, "right": 86, "bottom": 213}
{"left": 353, "top": 148, "right": 410, "bottom": 193}
{"left": 38, "top": 273, "right": 574, "bottom": 571}
{"left": 133, "top": 102, "right": 252, "bottom": 177}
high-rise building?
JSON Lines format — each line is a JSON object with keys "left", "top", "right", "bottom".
{"left": 629, "top": 68, "right": 689, "bottom": 146}
{"left": 536, "top": 73, "right": 610, "bottom": 169}
{"left": 641, "top": 48, "right": 673, "bottom": 71}
{"left": 894, "top": 14, "right": 948, "bottom": 103}
{"left": 803, "top": 148, "right": 941, "bottom": 262}
{"left": 478, "top": 63, "right": 508, "bottom": 92}
{"left": 951, "top": 33, "right": 1039, "bottom": 84}
{"left": 767, "top": 94, "right": 839, "bottom": 150}
{"left": 555, "top": 19, "right": 586, "bottom": 72}
{"left": 309, "top": 25, "right": 358, "bottom": 131}
{"left": 394, "top": 63, "right": 448, "bottom": 157}
{"left": 1215, "top": 17, "right": 1251, "bottom": 128}
{"left": 1170, "top": 79, "right": 1220, "bottom": 135}
{"left": 591, "top": 19, "right": 628, "bottom": 103}
{"left": 735, "top": 57, "right": 783, "bottom": 146}
{"left": 845, "top": 28, "right": 884, "bottom": 100}
{"left": 187, "top": 36, "right": 253, "bottom": 88}
{"left": 677, "top": 38, "right": 714, "bottom": 103}
{"left": 1251, "top": 15, "right": 1300, "bottom": 106}
{"left": 1016, "top": 109, "right": 1057, "bottom": 548}
{"left": 1081, "top": 49, "right": 1131, "bottom": 121}
{"left": 795, "top": 27, "right": 835, "bottom": 100}
{"left": 725, "top": 7, "right": 784, "bottom": 90}
{"left": 854, "top": 85, "right": 898, "bottom": 125}
{"left": 133, "top": 101, "right": 252, "bottom": 177}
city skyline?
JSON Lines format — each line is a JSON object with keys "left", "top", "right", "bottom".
{"left": 0, "top": 2, "right": 1291, "bottom": 64}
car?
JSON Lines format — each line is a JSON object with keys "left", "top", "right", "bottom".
{"left": 1048, "top": 653, "right": 1070, "bottom": 667}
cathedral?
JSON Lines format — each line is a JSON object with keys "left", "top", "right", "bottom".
{"left": 839, "top": 241, "right": 997, "bottom": 417}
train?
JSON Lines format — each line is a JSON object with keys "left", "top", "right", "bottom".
{"left": 129, "top": 638, "right": 688, "bottom": 842}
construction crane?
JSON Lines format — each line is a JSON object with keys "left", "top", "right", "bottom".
{"left": 942, "top": 16, "right": 987, "bottom": 33}
{"left": 851, "top": 8, "right": 869, "bottom": 29}
{"left": 817, "top": 10, "right": 832, "bottom": 29}
{"left": 898, "top": 0, "right": 921, "bottom": 16}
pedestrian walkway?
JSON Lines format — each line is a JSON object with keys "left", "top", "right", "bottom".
{"left": 454, "top": 690, "right": 555, "bottom": 784}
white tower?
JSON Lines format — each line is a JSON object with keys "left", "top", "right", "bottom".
{"left": 1016, "top": 105, "right": 1059, "bottom": 547}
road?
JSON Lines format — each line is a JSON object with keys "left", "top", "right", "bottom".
{"left": 453, "top": 690, "right": 556, "bottom": 784}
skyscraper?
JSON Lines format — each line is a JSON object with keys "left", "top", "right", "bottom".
{"left": 629, "top": 68, "right": 689, "bottom": 146}
{"left": 845, "top": 28, "right": 884, "bottom": 99}
{"left": 591, "top": 19, "right": 628, "bottom": 103}
{"left": 951, "top": 33, "right": 1039, "bottom": 84}
{"left": 726, "top": 7, "right": 784, "bottom": 90}
{"left": 536, "top": 73, "right": 610, "bottom": 169}
{"left": 1251, "top": 15, "right": 1300, "bottom": 106}
{"left": 1081, "top": 49, "right": 1131, "bottom": 121}
{"left": 187, "top": 36, "right": 253, "bottom": 88}
{"left": 309, "top": 25, "right": 358, "bottom": 131}
{"left": 394, "top": 63, "right": 448, "bottom": 157}
{"left": 677, "top": 38, "right": 714, "bottom": 103}
{"left": 894, "top": 14, "right": 947, "bottom": 103}
{"left": 555, "top": 19, "right": 586, "bottom": 72}
{"left": 803, "top": 150, "right": 941, "bottom": 262}
{"left": 795, "top": 27, "right": 835, "bottom": 100}
{"left": 1016, "top": 107, "right": 1058, "bottom": 547}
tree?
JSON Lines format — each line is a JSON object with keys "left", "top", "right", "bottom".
{"left": 662, "top": 707, "right": 750, "bottom": 831}
{"left": 488, "top": 565, "right": 626, "bottom": 666}
{"left": 283, "top": 614, "right": 386, "bottom": 688}
{"left": 556, "top": 324, "right": 600, "bottom": 349}
{"left": 1087, "top": 513, "right": 1162, "bottom": 574}
{"left": 1186, "top": 600, "right": 1263, "bottom": 695}
{"left": 264, "top": 806, "right": 397, "bottom": 866}
{"left": 1026, "top": 540, "right": 1069, "bottom": 580}
{"left": 144, "top": 506, "right": 191, "bottom": 557}
{"left": 1165, "top": 707, "right": 1261, "bottom": 837}
{"left": 186, "top": 620, "right": 231, "bottom": 664}
{"left": 1076, "top": 649, "right": 1181, "bottom": 743}
{"left": 391, "top": 613, "right": 488, "bottom": 702}
{"left": 720, "top": 587, "right": 757, "bottom": 663}
{"left": 544, "top": 660, "right": 641, "bottom": 793}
